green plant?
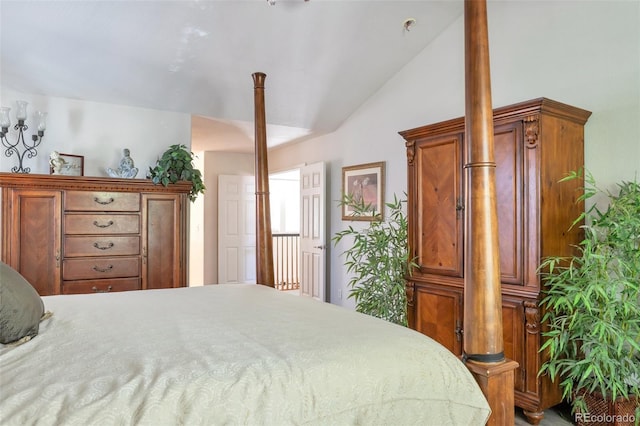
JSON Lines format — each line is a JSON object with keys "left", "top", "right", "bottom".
{"left": 538, "top": 169, "right": 640, "bottom": 416}
{"left": 148, "top": 144, "right": 205, "bottom": 202}
{"left": 332, "top": 193, "right": 417, "bottom": 326}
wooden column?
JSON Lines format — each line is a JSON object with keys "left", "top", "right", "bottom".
{"left": 253, "top": 72, "right": 275, "bottom": 287}
{"left": 463, "top": 1, "right": 518, "bottom": 424}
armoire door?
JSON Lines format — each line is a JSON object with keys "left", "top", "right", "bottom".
{"left": 494, "top": 122, "right": 524, "bottom": 286}
{"left": 501, "top": 297, "right": 526, "bottom": 393}
{"left": 142, "top": 193, "right": 185, "bottom": 289}
{"left": 413, "top": 285, "right": 463, "bottom": 356}
{"left": 413, "top": 133, "right": 464, "bottom": 278}
{"left": 4, "top": 189, "right": 62, "bottom": 295}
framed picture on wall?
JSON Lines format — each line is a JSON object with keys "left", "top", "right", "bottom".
{"left": 341, "top": 161, "right": 385, "bottom": 221}
{"left": 50, "top": 153, "right": 84, "bottom": 176}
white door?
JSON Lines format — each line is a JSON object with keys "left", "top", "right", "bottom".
{"left": 299, "top": 162, "right": 326, "bottom": 301}
{"left": 218, "top": 175, "right": 256, "bottom": 284}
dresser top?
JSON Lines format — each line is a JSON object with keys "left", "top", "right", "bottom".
{"left": 0, "top": 173, "right": 192, "bottom": 194}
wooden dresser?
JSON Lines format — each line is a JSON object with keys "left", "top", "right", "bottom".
{"left": 0, "top": 174, "right": 191, "bottom": 296}
{"left": 399, "top": 98, "right": 591, "bottom": 424}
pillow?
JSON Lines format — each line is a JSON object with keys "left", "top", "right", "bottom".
{"left": 0, "top": 261, "right": 45, "bottom": 344}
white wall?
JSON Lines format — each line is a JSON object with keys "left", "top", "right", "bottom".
{"left": 0, "top": 88, "right": 191, "bottom": 176}
{"left": 188, "top": 150, "right": 205, "bottom": 287}
{"left": 268, "top": 0, "right": 640, "bottom": 307}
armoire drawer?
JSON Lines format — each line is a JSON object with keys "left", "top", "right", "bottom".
{"left": 64, "top": 214, "right": 140, "bottom": 235}
{"left": 62, "top": 278, "right": 141, "bottom": 294}
{"left": 65, "top": 191, "right": 140, "bottom": 212}
{"left": 63, "top": 257, "right": 140, "bottom": 280}
{"left": 64, "top": 236, "right": 140, "bottom": 257}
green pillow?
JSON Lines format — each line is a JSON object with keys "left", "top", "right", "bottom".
{"left": 0, "top": 261, "right": 45, "bottom": 344}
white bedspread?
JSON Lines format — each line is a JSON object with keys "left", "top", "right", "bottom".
{"left": 0, "top": 284, "right": 490, "bottom": 425}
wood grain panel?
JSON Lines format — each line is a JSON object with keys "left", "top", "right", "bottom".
{"left": 142, "top": 193, "right": 183, "bottom": 289}
{"left": 416, "top": 135, "right": 463, "bottom": 277}
{"left": 64, "top": 214, "right": 140, "bottom": 235}
{"left": 9, "top": 190, "right": 62, "bottom": 295}
{"left": 501, "top": 298, "right": 525, "bottom": 392}
{"left": 62, "top": 278, "right": 141, "bottom": 294}
{"left": 415, "top": 286, "right": 462, "bottom": 356}
{"left": 65, "top": 191, "right": 140, "bottom": 211}
{"left": 63, "top": 257, "right": 140, "bottom": 280}
{"left": 494, "top": 123, "right": 523, "bottom": 285}
{"left": 64, "top": 235, "right": 140, "bottom": 257}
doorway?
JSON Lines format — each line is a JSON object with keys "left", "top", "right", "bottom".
{"left": 216, "top": 162, "right": 326, "bottom": 301}
{"left": 216, "top": 170, "right": 301, "bottom": 287}
{"left": 270, "top": 169, "right": 301, "bottom": 291}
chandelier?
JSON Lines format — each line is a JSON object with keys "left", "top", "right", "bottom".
{"left": 0, "top": 101, "right": 47, "bottom": 173}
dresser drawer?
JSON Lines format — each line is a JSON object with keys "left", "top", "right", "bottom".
{"left": 63, "top": 257, "right": 140, "bottom": 280}
{"left": 64, "top": 236, "right": 140, "bottom": 257}
{"left": 65, "top": 214, "right": 140, "bottom": 235}
{"left": 62, "top": 278, "right": 141, "bottom": 294}
{"left": 65, "top": 191, "right": 140, "bottom": 212}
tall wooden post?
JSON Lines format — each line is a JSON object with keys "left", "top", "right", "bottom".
{"left": 463, "top": 1, "right": 518, "bottom": 424}
{"left": 253, "top": 72, "right": 275, "bottom": 287}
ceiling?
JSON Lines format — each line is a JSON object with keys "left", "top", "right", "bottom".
{"left": 1, "top": 0, "right": 463, "bottom": 152}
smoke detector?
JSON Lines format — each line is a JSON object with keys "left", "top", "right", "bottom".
{"left": 403, "top": 18, "right": 417, "bottom": 32}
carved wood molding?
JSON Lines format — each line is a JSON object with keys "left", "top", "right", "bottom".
{"left": 399, "top": 98, "right": 591, "bottom": 147}
{"left": 524, "top": 300, "right": 540, "bottom": 334}
{"left": 405, "top": 281, "right": 415, "bottom": 306}
{"left": 523, "top": 116, "right": 540, "bottom": 149}
{"left": 406, "top": 140, "right": 416, "bottom": 165}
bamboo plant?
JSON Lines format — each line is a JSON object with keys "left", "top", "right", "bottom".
{"left": 538, "top": 170, "right": 640, "bottom": 418}
{"left": 333, "top": 194, "right": 417, "bottom": 326}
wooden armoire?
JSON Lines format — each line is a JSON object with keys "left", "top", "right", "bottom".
{"left": 400, "top": 98, "right": 591, "bottom": 424}
{"left": 0, "top": 174, "right": 190, "bottom": 296}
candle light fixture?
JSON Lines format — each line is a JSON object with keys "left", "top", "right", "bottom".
{"left": 0, "top": 101, "right": 47, "bottom": 173}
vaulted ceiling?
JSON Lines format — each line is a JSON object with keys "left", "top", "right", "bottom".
{"left": 1, "top": 1, "right": 463, "bottom": 151}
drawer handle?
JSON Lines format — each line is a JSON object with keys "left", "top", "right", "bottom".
{"left": 94, "top": 197, "right": 115, "bottom": 205}
{"left": 93, "top": 242, "right": 114, "bottom": 250}
{"left": 91, "top": 285, "right": 113, "bottom": 293}
{"left": 93, "top": 220, "right": 114, "bottom": 228}
{"left": 92, "top": 265, "right": 114, "bottom": 273}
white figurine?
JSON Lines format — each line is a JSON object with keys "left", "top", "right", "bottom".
{"left": 49, "top": 151, "right": 67, "bottom": 175}
{"left": 107, "top": 148, "right": 139, "bottom": 178}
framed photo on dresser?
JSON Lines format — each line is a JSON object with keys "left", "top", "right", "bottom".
{"left": 50, "top": 153, "right": 84, "bottom": 176}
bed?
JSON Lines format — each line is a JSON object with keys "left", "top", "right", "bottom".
{"left": 0, "top": 284, "right": 490, "bottom": 425}
{"left": 1, "top": 1, "right": 512, "bottom": 424}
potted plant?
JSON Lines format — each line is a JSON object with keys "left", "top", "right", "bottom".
{"left": 148, "top": 144, "right": 205, "bottom": 202}
{"left": 332, "top": 194, "right": 417, "bottom": 326}
{"left": 538, "top": 169, "right": 640, "bottom": 425}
